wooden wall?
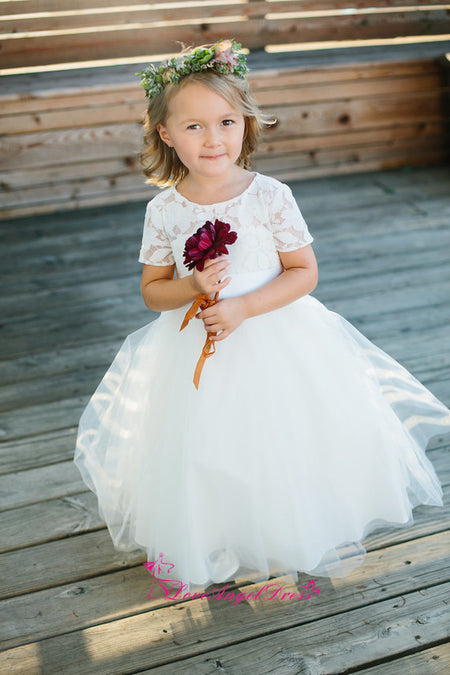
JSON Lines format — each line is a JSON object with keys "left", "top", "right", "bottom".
{"left": 2, "top": 56, "right": 448, "bottom": 219}
{"left": 2, "top": 0, "right": 450, "bottom": 70}
{"left": 1, "top": 1, "right": 449, "bottom": 218}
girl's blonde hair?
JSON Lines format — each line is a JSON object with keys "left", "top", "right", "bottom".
{"left": 140, "top": 70, "right": 262, "bottom": 187}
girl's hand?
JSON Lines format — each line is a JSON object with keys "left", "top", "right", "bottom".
{"left": 197, "top": 296, "right": 248, "bottom": 341}
{"left": 192, "top": 256, "right": 231, "bottom": 296}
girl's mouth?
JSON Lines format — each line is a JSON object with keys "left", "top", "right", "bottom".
{"left": 201, "top": 154, "right": 225, "bottom": 161}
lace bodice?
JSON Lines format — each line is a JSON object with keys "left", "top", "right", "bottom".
{"left": 138, "top": 172, "right": 314, "bottom": 278}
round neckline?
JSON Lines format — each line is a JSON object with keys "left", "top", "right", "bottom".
{"left": 173, "top": 172, "right": 258, "bottom": 207}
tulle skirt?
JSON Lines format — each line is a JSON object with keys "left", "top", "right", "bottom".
{"left": 74, "top": 267, "right": 450, "bottom": 594}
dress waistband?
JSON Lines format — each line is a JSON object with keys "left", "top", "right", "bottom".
{"left": 218, "top": 266, "right": 283, "bottom": 299}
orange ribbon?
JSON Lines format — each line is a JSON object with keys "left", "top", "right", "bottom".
{"left": 180, "top": 291, "right": 220, "bottom": 389}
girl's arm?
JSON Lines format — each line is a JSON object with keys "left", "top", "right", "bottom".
{"left": 141, "top": 255, "right": 232, "bottom": 311}
{"left": 198, "top": 244, "right": 318, "bottom": 341}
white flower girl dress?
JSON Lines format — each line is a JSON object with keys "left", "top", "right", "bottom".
{"left": 74, "top": 172, "right": 450, "bottom": 593}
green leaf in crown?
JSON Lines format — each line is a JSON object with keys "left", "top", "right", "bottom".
{"left": 137, "top": 40, "right": 249, "bottom": 99}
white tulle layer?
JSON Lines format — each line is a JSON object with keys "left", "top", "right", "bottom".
{"left": 74, "top": 267, "right": 449, "bottom": 593}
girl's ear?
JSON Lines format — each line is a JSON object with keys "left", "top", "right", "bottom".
{"left": 157, "top": 123, "right": 173, "bottom": 147}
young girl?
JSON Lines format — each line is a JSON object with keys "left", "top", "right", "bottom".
{"left": 74, "top": 40, "right": 450, "bottom": 595}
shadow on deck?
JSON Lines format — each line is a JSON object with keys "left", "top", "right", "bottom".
{"left": 0, "top": 164, "right": 449, "bottom": 674}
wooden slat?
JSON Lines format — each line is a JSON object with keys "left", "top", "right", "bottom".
{"left": 1, "top": 161, "right": 448, "bottom": 237}
{"left": 0, "top": 158, "right": 138, "bottom": 190}
{"left": 1, "top": 2, "right": 266, "bottom": 32}
{"left": 0, "top": 512, "right": 448, "bottom": 650}
{"left": 1, "top": 0, "right": 449, "bottom": 17}
{"left": 1, "top": 189, "right": 449, "bottom": 271}
{"left": 0, "top": 53, "right": 447, "bottom": 219}
{"left": 0, "top": 429, "right": 79, "bottom": 475}
{"left": 258, "top": 121, "right": 446, "bottom": 154}
{"left": 2, "top": 151, "right": 448, "bottom": 219}
{"left": 2, "top": 11, "right": 450, "bottom": 69}
{"left": 355, "top": 644, "right": 450, "bottom": 675}
{"left": 0, "top": 139, "right": 445, "bottom": 213}
{"left": 3, "top": 1, "right": 450, "bottom": 33}
{"left": 0, "top": 122, "right": 444, "bottom": 192}
{"left": 1, "top": 91, "right": 445, "bottom": 171}
{"left": 0, "top": 123, "right": 143, "bottom": 171}
{"left": 0, "top": 58, "right": 442, "bottom": 113}
{"left": 1, "top": 302, "right": 449, "bottom": 415}
{"left": 0, "top": 573, "right": 448, "bottom": 672}
{"left": 1, "top": 222, "right": 449, "bottom": 358}
{"left": 1, "top": 74, "right": 445, "bottom": 135}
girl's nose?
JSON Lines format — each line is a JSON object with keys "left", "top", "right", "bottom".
{"left": 204, "top": 127, "right": 221, "bottom": 146}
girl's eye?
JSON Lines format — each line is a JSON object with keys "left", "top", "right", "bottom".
{"left": 187, "top": 124, "right": 200, "bottom": 130}
{"left": 222, "top": 119, "right": 235, "bottom": 126}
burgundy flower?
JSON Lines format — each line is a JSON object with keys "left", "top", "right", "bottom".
{"left": 183, "top": 219, "right": 238, "bottom": 271}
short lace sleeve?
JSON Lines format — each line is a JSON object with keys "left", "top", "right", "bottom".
{"left": 270, "top": 182, "right": 314, "bottom": 251}
{"left": 138, "top": 199, "right": 175, "bottom": 265}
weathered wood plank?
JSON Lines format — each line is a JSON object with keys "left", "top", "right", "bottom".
{"left": 0, "top": 59, "right": 442, "bottom": 116}
{"left": 0, "top": 275, "right": 448, "bottom": 367}
{"left": 0, "top": 574, "right": 448, "bottom": 673}
{"left": 0, "top": 529, "right": 146, "bottom": 599}
{"left": 0, "top": 144, "right": 447, "bottom": 218}
{"left": 0, "top": 52, "right": 447, "bottom": 217}
{"left": 0, "top": 429, "right": 78, "bottom": 475}
{"left": 1, "top": 265, "right": 449, "bottom": 368}
{"left": 3, "top": 335, "right": 448, "bottom": 413}
{"left": 355, "top": 643, "right": 450, "bottom": 674}
{"left": 2, "top": 11, "right": 450, "bottom": 69}
{"left": 0, "top": 122, "right": 445, "bottom": 197}
{"left": 146, "top": 586, "right": 450, "bottom": 673}
{"left": 2, "top": 88, "right": 446, "bottom": 171}
{"left": 1, "top": 163, "right": 448, "bottom": 240}
{"left": 1, "top": 492, "right": 103, "bottom": 553}
{"left": 2, "top": 194, "right": 450, "bottom": 276}
{"left": 0, "top": 259, "right": 449, "bottom": 410}
{"left": 1, "top": 332, "right": 448, "bottom": 441}
{"left": 0, "top": 124, "right": 445, "bottom": 208}
{"left": 0, "top": 180, "right": 443, "bottom": 257}
{"left": 4, "top": 1, "right": 449, "bottom": 34}
{"left": 2, "top": 0, "right": 448, "bottom": 18}
{"left": 0, "top": 527, "right": 447, "bottom": 655}
{"left": 2, "top": 239, "right": 449, "bottom": 323}
{"left": 1, "top": 382, "right": 447, "bottom": 475}
{"left": 1, "top": 313, "right": 448, "bottom": 396}
{"left": 2, "top": 2, "right": 268, "bottom": 33}
{"left": 2, "top": 74, "right": 445, "bottom": 135}
{"left": 253, "top": 136, "right": 446, "bottom": 174}
{"left": 0, "top": 461, "right": 85, "bottom": 511}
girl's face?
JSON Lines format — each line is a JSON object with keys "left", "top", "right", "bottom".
{"left": 157, "top": 82, "right": 246, "bottom": 182}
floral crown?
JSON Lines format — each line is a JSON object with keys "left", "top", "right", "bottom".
{"left": 137, "top": 40, "right": 249, "bottom": 99}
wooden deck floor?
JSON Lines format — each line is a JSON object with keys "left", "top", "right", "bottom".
{"left": 1, "top": 164, "right": 449, "bottom": 674}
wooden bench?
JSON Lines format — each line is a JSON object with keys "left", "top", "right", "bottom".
{"left": 1, "top": 1, "right": 450, "bottom": 219}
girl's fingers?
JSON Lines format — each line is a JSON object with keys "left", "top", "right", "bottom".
{"left": 202, "top": 275, "right": 231, "bottom": 295}
{"left": 203, "top": 318, "right": 219, "bottom": 329}
{"left": 217, "top": 276, "right": 231, "bottom": 288}
{"left": 209, "top": 330, "right": 229, "bottom": 341}
{"left": 193, "top": 257, "right": 231, "bottom": 294}
{"left": 203, "top": 255, "right": 229, "bottom": 268}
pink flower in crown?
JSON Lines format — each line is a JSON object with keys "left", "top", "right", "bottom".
{"left": 213, "top": 40, "right": 239, "bottom": 69}
{"left": 162, "top": 66, "right": 177, "bottom": 84}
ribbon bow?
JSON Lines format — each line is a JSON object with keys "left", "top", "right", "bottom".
{"left": 180, "top": 291, "right": 219, "bottom": 389}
